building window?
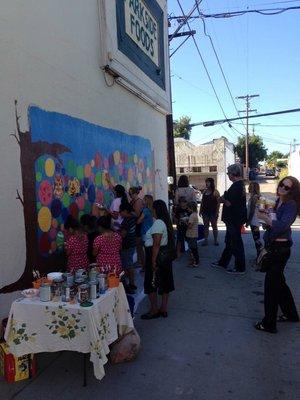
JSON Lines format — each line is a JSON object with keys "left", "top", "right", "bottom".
{"left": 179, "top": 167, "right": 184, "bottom": 173}
{"left": 209, "top": 166, "right": 217, "bottom": 172}
{"left": 192, "top": 167, "right": 202, "bottom": 172}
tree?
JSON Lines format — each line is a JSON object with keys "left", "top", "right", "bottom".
{"left": 0, "top": 102, "right": 70, "bottom": 293}
{"left": 266, "top": 150, "right": 287, "bottom": 168}
{"left": 173, "top": 116, "right": 192, "bottom": 140}
{"left": 235, "top": 134, "right": 267, "bottom": 168}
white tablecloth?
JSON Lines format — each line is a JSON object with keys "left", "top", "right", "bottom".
{"left": 4, "top": 284, "right": 134, "bottom": 381}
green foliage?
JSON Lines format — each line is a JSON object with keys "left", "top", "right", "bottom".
{"left": 173, "top": 116, "right": 192, "bottom": 140}
{"left": 266, "top": 151, "right": 287, "bottom": 168}
{"left": 279, "top": 167, "right": 288, "bottom": 180}
{"left": 235, "top": 134, "right": 267, "bottom": 168}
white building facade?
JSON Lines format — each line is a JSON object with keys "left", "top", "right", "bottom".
{"left": 0, "top": 0, "right": 171, "bottom": 318}
{"left": 288, "top": 146, "right": 300, "bottom": 181}
{"left": 174, "top": 137, "right": 236, "bottom": 194}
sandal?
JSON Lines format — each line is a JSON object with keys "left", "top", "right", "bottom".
{"left": 254, "top": 321, "right": 277, "bottom": 334}
{"left": 277, "top": 314, "right": 299, "bottom": 323}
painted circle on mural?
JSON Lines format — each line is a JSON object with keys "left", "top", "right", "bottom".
{"left": 87, "top": 184, "right": 96, "bottom": 203}
{"left": 95, "top": 171, "right": 102, "bottom": 186}
{"left": 52, "top": 218, "right": 58, "bottom": 228}
{"left": 84, "top": 202, "right": 91, "bottom": 214}
{"left": 55, "top": 163, "right": 61, "bottom": 173}
{"left": 67, "top": 160, "right": 76, "bottom": 176}
{"left": 69, "top": 202, "right": 79, "bottom": 219}
{"left": 128, "top": 168, "right": 134, "bottom": 183}
{"left": 133, "top": 154, "right": 138, "bottom": 164}
{"left": 61, "top": 207, "right": 69, "bottom": 222}
{"left": 62, "top": 193, "right": 70, "bottom": 208}
{"left": 96, "top": 190, "right": 104, "bottom": 204}
{"left": 38, "top": 207, "right": 52, "bottom": 232}
{"left": 50, "top": 241, "right": 57, "bottom": 253}
{"left": 49, "top": 227, "right": 57, "bottom": 240}
{"left": 39, "top": 233, "right": 51, "bottom": 253}
{"left": 91, "top": 159, "right": 95, "bottom": 168}
{"left": 36, "top": 171, "right": 42, "bottom": 182}
{"left": 103, "top": 158, "right": 109, "bottom": 170}
{"left": 76, "top": 196, "right": 85, "bottom": 210}
{"left": 45, "top": 158, "right": 55, "bottom": 177}
{"left": 84, "top": 177, "right": 89, "bottom": 188}
{"left": 36, "top": 202, "right": 42, "bottom": 211}
{"left": 113, "top": 151, "right": 121, "bottom": 165}
{"left": 37, "top": 157, "right": 44, "bottom": 171}
{"left": 51, "top": 198, "right": 62, "bottom": 218}
{"left": 77, "top": 165, "right": 84, "bottom": 180}
{"left": 39, "top": 181, "right": 53, "bottom": 206}
{"left": 84, "top": 164, "right": 91, "bottom": 178}
{"left": 102, "top": 171, "right": 109, "bottom": 189}
{"left": 94, "top": 152, "right": 101, "bottom": 168}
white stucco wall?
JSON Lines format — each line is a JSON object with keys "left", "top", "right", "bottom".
{"left": 288, "top": 149, "right": 300, "bottom": 181}
{"left": 0, "top": 0, "right": 170, "bottom": 318}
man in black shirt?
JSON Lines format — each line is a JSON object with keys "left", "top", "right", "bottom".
{"left": 211, "top": 164, "right": 247, "bottom": 274}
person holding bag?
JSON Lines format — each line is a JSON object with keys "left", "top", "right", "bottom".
{"left": 255, "top": 176, "right": 300, "bottom": 333}
{"left": 141, "top": 200, "right": 175, "bottom": 320}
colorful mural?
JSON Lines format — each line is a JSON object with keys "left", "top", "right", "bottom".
{"left": 0, "top": 104, "right": 154, "bottom": 293}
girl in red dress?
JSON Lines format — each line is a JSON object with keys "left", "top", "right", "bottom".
{"left": 93, "top": 216, "right": 123, "bottom": 276}
{"left": 64, "top": 216, "right": 89, "bottom": 273}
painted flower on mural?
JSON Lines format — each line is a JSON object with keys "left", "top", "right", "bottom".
{"left": 45, "top": 305, "right": 86, "bottom": 340}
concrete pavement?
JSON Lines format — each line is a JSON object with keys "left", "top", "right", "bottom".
{"left": 1, "top": 227, "right": 300, "bottom": 400}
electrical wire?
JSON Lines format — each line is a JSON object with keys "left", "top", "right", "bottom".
{"left": 176, "top": 0, "right": 233, "bottom": 134}
{"left": 169, "top": 6, "right": 300, "bottom": 20}
{"left": 196, "top": 6, "right": 247, "bottom": 134}
{"left": 232, "top": 122, "right": 300, "bottom": 127}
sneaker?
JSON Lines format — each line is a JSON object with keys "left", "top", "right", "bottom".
{"left": 211, "top": 261, "right": 225, "bottom": 269}
{"left": 226, "top": 268, "right": 246, "bottom": 275}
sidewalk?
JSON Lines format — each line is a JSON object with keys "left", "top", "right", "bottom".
{"left": 1, "top": 228, "right": 300, "bottom": 400}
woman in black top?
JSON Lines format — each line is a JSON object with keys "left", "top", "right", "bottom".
{"left": 199, "top": 178, "right": 220, "bottom": 246}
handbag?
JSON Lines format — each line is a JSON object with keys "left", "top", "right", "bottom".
{"left": 156, "top": 244, "right": 176, "bottom": 267}
{"left": 256, "top": 247, "right": 272, "bottom": 272}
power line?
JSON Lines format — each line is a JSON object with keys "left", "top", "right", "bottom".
{"left": 232, "top": 122, "right": 300, "bottom": 127}
{"left": 176, "top": 0, "right": 233, "bottom": 133}
{"left": 169, "top": 5, "right": 300, "bottom": 20}
{"left": 196, "top": 11, "right": 247, "bottom": 134}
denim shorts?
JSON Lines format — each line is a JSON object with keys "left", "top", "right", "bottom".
{"left": 121, "top": 247, "right": 135, "bottom": 270}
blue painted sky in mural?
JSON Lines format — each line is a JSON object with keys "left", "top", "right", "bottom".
{"left": 29, "top": 106, "right": 151, "bottom": 162}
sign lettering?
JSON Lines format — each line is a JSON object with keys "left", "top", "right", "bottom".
{"left": 124, "top": 0, "right": 159, "bottom": 66}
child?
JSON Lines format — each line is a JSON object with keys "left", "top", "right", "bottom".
{"left": 172, "top": 196, "right": 189, "bottom": 258}
{"left": 93, "top": 215, "right": 122, "bottom": 275}
{"left": 246, "top": 181, "right": 263, "bottom": 258}
{"left": 186, "top": 201, "right": 200, "bottom": 267}
{"left": 119, "top": 202, "right": 137, "bottom": 294}
{"left": 64, "top": 216, "right": 89, "bottom": 273}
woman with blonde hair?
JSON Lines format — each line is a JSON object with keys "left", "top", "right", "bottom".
{"left": 255, "top": 176, "right": 300, "bottom": 333}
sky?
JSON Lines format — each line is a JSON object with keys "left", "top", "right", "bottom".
{"left": 168, "top": 0, "right": 300, "bottom": 155}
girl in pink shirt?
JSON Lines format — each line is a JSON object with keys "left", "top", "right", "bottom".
{"left": 93, "top": 216, "right": 123, "bottom": 276}
{"left": 64, "top": 216, "right": 89, "bottom": 273}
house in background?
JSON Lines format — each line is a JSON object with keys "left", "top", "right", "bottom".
{"left": 174, "top": 137, "right": 235, "bottom": 194}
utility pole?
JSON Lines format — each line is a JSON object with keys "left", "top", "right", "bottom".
{"left": 236, "top": 94, "right": 259, "bottom": 178}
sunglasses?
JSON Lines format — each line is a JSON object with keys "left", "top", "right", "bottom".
{"left": 279, "top": 182, "right": 292, "bottom": 191}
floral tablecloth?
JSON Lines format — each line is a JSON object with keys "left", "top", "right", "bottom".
{"left": 4, "top": 284, "right": 134, "bottom": 381}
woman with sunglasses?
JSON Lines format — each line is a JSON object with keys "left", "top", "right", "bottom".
{"left": 255, "top": 176, "right": 300, "bottom": 333}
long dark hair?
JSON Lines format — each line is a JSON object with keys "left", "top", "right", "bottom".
{"left": 153, "top": 200, "right": 174, "bottom": 243}
{"left": 277, "top": 176, "right": 300, "bottom": 215}
{"left": 114, "top": 184, "right": 128, "bottom": 207}
{"left": 205, "top": 177, "right": 215, "bottom": 192}
{"left": 177, "top": 175, "right": 189, "bottom": 188}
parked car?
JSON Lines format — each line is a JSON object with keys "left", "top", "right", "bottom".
{"left": 265, "top": 169, "right": 275, "bottom": 177}
{"left": 190, "top": 185, "right": 202, "bottom": 203}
